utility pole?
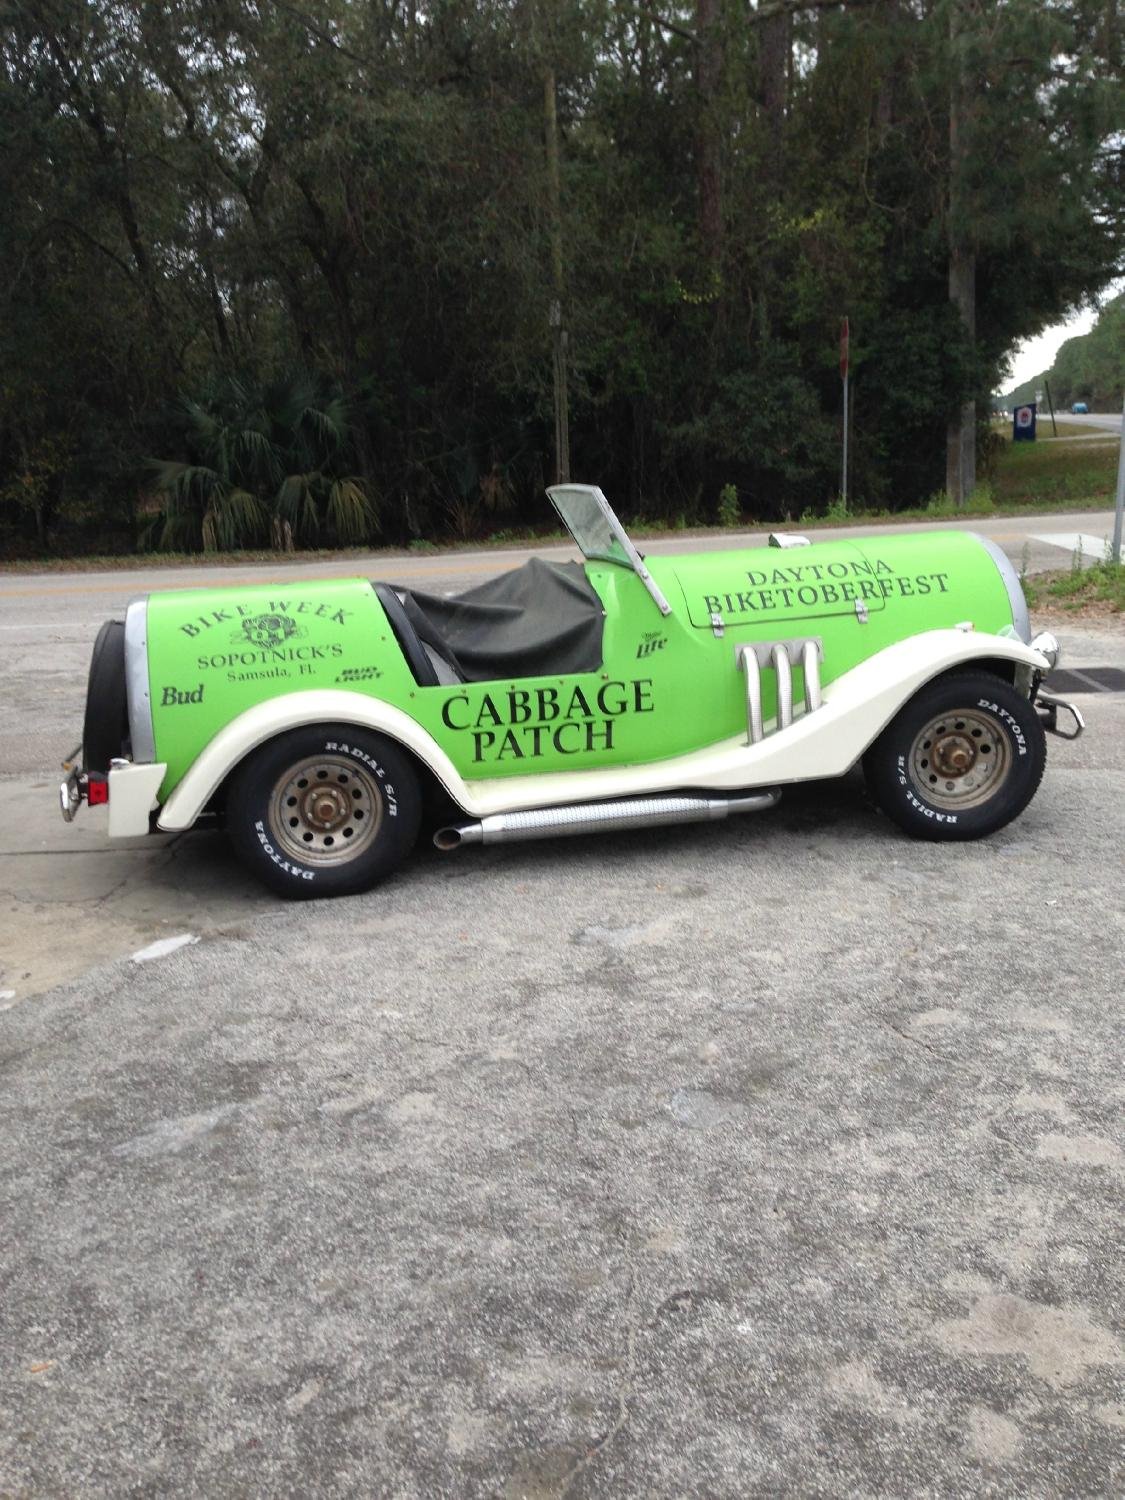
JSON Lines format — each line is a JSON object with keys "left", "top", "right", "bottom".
{"left": 544, "top": 67, "right": 570, "bottom": 484}
{"left": 840, "top": 317, "right": 850, "bottom": 512}
{"left": 1112, "top": 395, "right": 1124, "bottom": 565}
{"left": 1043, "top": 379, "right": 1058, "bottom": 436}
{"left": 946, "top": 0, "right": 976, "bottom": 508}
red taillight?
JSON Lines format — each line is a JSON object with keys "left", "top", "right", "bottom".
{"left": 87, "top": 778, "right": 109, "bottom": 806}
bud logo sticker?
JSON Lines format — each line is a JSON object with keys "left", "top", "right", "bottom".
{"left": 235, "top": 613, "right": 304, "bottom": 649}
{"left": 161, "top": 684, "right": 204, "bottom": 707}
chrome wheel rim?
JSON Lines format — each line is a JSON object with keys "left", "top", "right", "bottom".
{"left": 269, "top": 755, "right": 383, "bottom": 866}
{"left": 909, "top": 708, "right": 1011, "bottom": 811}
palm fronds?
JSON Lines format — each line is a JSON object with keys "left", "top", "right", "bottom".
{"left": 275, "top": 473, "right": 321, "bottom": 542}
{"left": 147, "top": 372, "right": 374, "bottom": 552}
{"left": 201, "top": 486, "right": 267, "bottom": 552}
{"left": 327, "top": 477, "right": 376, "bottom": 543}
{"left": 147, "top": 459, "right": 223, "bottom": 509}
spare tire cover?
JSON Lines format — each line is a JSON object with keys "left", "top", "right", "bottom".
{"left": 83, "top": 619, "right": 129, "bottom": 775}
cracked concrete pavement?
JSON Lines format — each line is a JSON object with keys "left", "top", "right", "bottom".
{"left": 1, "top": 541, "right": 1123, "bottom": 1494}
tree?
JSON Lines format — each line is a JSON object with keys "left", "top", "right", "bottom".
{"left": 0, "top": 0, "right": 1120, "bottom": 555}
{"left": 148, "top": 375, "right": 376, "bottom": 552}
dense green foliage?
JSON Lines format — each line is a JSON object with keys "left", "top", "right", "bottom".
{"left": 1004, "top": 293, "right": 1125, "bottom": 410}
{"left": 1, "top": 1, "right": 1120, "bottom": 555}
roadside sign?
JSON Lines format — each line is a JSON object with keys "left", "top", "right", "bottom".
{"left": 1013, "top": 403, "right": 1037, "bottom": 442}
{"left": 839, "top": 318, "right": 849, "bottom": 378}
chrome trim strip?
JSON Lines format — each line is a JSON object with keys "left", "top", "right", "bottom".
{"left": 773, "top": 642, "right": 793, "bottom": 730}
{"left": 973, "top": 534, "right": 1031, "bottom": 644}
{"left": 802, "top": 639, "right": 822, "bottom": 712}
{"left": 124, "top": 597, "right": 156, "bottom": 763}
{"left": 738, "top": 644, "right": 764, "bottom": 744}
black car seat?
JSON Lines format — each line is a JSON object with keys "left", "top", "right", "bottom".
{"left": 371, "top": 583, "right": 464, "bottom": 686}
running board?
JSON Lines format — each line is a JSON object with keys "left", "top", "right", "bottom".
{"left": 433, "top": 787, "right": 781, "bottom": 850}
{"left": 737, "top": 638, "right": 823, "bottom": 744}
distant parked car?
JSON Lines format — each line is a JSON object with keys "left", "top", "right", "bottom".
{"left": 1072, "top": 402, "right": 1089, "bottom": 414}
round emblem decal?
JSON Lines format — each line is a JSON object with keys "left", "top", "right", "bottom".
{"left": 240, "top": 613, "right": 300, "bottom": 649}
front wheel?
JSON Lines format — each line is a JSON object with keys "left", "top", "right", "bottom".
{"left": 225, "top": 725, "right": 422, "bottom": 898}
{"left": 862, "top": 671, "right": 1046, "bottom": 841}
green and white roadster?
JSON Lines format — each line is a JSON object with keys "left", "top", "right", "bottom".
{"left": 62, "top": 484, "right": 1081, "bottom": 897}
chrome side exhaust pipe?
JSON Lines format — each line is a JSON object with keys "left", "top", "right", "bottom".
{"left": 737, "top": 637, "right": 822, "bottom": 744}
{"left": 433, "top": 787, "right": 781, "bottom": 851}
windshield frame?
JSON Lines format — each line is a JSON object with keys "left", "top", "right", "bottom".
{"left": 547, "top": 484, "right": 671, "bottom": 616}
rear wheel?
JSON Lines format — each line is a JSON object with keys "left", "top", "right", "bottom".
{"left": 225, "top": 725, "right": 422, "bottom": 898}
{"left": 863, "top": 671, "right": 1046, "bottom": 841}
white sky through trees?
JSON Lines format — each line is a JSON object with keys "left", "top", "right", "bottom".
{"left": 1003, "top": 280, "right": 1124, "bottom": 393}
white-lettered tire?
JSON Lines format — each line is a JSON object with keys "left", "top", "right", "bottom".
{"left": 225, "top": 725, "right": 422, "bottom": 898}
{"left": 862, "top": 671, "right": 1046, "bottom": 841}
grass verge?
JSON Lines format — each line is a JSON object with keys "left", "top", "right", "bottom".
{"left": 1035, "top": 422, "right": 1117, "bottom": 439}
{"left": 990, "top": 428, "right": 1119, "bottom": 509}
{"left": 1022, "top": 560, "right": 1125, "bottom": 616}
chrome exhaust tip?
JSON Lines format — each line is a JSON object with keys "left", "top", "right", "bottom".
{"left": 433, "top": 822, "right": 484, "bottom": 851}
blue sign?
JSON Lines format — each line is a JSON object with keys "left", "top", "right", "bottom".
{"left": 1013, "top": 403, "right": 1037, "bottom": 442}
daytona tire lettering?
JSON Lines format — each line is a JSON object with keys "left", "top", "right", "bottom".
{"left": 254, "top": 819, "right": 316, "bottom": 879}
{"left": 977, "top": 699, "right": 1027, "bottom": 755}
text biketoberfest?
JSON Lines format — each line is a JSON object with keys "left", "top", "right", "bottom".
{"left": 702, "top": 557, "right": 951, "bottom": 617}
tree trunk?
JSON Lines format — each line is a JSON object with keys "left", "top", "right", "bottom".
{"left": 695, "top": 0, "right": 722, "bottom": 267}
{"left": 760, "top": 10, "right": 790, "bottom": 179}
{"left": 544, "top": 66, "right": 570, "bottom": 484}
{"left": 946, "top": 0, "right": 975, "bottom": 507}
{"left": 946, "top": 247, "right": 976, "bottom": 506}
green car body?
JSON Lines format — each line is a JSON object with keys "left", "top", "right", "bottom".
{"left": 63, "top": 485, "right": 1077, "bottom": 896}
{"left": 147, "top": 528, "right": 1012, "bottom": 795}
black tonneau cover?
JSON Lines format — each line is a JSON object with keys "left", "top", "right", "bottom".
{"left": 399, "top": 558, "right": 604, "bottom": 683}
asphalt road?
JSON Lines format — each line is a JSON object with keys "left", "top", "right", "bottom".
{"left": 1, "top": 515, "right": 1123, "bottom": 1495}
{"left": 1046, "top": 411, "right": 1123, "bottom": 434}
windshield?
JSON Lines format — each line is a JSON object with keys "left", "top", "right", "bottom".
{"left": 547, "top": 483, "right": 671, "bottom": 615}
{"left": 547, "top": 484, "right": 634, "bottom": 567}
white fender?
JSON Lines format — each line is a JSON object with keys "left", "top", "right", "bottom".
{"left": 157, "top": 692, "right": 468, "bottom": 831}
{"left": 155, "top": 630, "right": 1049, "bottom": 832}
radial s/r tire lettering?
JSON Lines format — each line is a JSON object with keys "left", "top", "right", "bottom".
{"left": 862, "top": 671, "right": 1046, "bottom": 842}
{"left": 225, "top": 724, "right": 422, "bottom": 898}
